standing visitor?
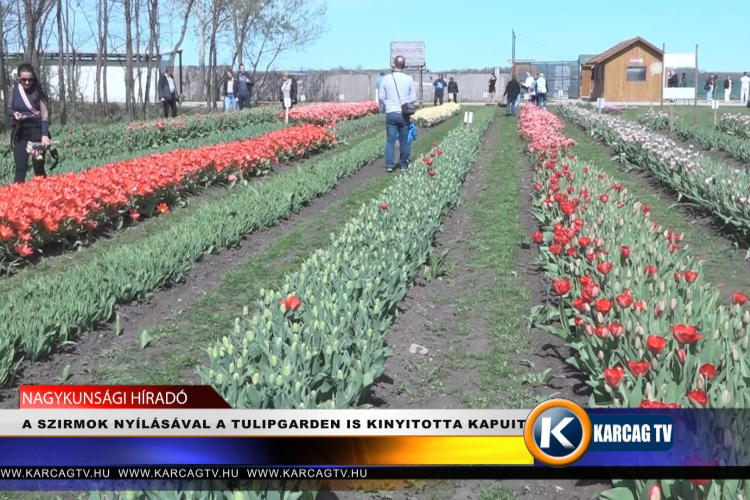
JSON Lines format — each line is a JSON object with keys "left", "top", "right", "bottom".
{"left": 488, "top": 73, "right": 497, "bottom": 103}
{"left": 9, "top": 63, "right": 50, "bottom": 183}
{"left": 279, "top": 73, "right": 297, "bottom": 110}
{"left": 223, "top": 69, "right": 239, "bottom": 113}
{"left": 378, "top": 55, "right": 417, "bottom": 173}
{"left": 433, "top": 74, "right": 446, "bottom": 106}
{"left": 667, "top": 70, "right": 678, "bottom": 103}
{"left": 679, "top": 72, "right": 687, "bottom": 87}
{"left": 724, "top": 75, "right": 733, "bottom": 102}
{"left": 447, "top": 77, "right": 459, "bottom": 103}
{"left": 741, "top": 72, "right": 750, "bottom": 105}
{"left": 536, "top": 72, "right": 548, "bottom": 109}
{"left": 237, "top": 65, "right": 254, "bottom": 110}
{"left": 502, "top": 75, "right": 521, "bottom": 117}
{"left": 522, "top": 72, "right": 534, "bottom": 101}
{"left": 705, "top": 75, "right": 714, "bottom": 102}
{"left": 158, "top": 65, "right": 178, "bottom": 118}
{"left": 375, "top": 72, "right": 385, "bottom": 113}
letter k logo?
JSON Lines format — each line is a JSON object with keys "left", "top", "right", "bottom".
{"left": 540, "top": 417, "right": 574, "bottom": 448}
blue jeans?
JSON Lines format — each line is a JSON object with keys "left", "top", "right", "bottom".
{"left": 224, "top": 95, "right": 236, "bottom": 113}
{"left": 385, "top": 113, "right": 411, "bottom": 169}
{"left": 707, "top": 88, "right": 714, "bottom": 101}
{"left": 537, "top": 93, "right": 547, "bottom": 108}
{"left": 506, "top": 96, "right": 518, "bottom": 116}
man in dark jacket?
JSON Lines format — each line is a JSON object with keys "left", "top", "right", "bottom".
{"left": 503, "top": 76, "right": 521, "bottom": 116}
{"left": 433, "top": 74, "right": 447, "bottom": 106}
{"left": 158, "top": 66, "right": 178, "bottom": 118}
{"left": 237, "top": 64, "right": 254, "bottom": 110}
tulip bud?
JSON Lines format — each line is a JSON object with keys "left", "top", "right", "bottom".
{"left": 585, "top": 303, "right": 591, "bottom": 313}
{"left": 597, "top": 312, "right": 605, "bottom": 323}
{"left": 722, "top": 390, "right": 732, "bottom": 407}
{"left": 733, "top": 345, "right": 740, "bottom": 361}
{"left": 636, "top": 324, "right": 645, "bottom": 337}
{"left": 724, "top": 428, "right": 734, "bottom": 449}
{"left": 651, "top": 358, "right": 659, "bottom": 371}
{"left": 671, "top": 298, "right": 677, "bottom": 311}
{"left": 735, "top": 318, "right": 743, "bottom": 331}
{"left": 598, "top": 350, "right": 604, "bottom": 361}
{"left": 697, "top": 374, "right": 705, "bottom": 391}
{"left": 649, "top": 484, "right": 661, "bottom": 500}
{"left": 714, "top": 329, "right": 721, "bottom": 341}
{"left": 626, "top": 320, "right": 633, "bottom": 332}
{"left": 685, "top": 302, "right": 692, "bottom": 317}
{"left": 743, "top": 336, "right": 749, "bottom": 351}
{"left": 243, "top": 306, "right": 249, "bottom": 316}
{"left": 677, "top": 348, "right": 686, "bottom": 364}
{"left": 659, "top": 300, "right": 666, "bottom": 311}
{"left": 627, "top": 269, "right": 632, "bottom": 279}
{"left": 585, "top": 324, "right": 594, "bottom": 336}
{"left": 635, "top": 336, "right": 642, "bottom": 350}
{"left": 649, "top": 283, "right": 654, "bottom": 294}
{"left": 659, "top": 281, "right": 665, "bottom": 294}
{"left": 686, "top": 288, "right": 693, "bottom": 300}
{"left": 646, "top": 382, "right": 654, "bottom": 399}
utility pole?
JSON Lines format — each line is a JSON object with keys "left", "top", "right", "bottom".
{"left": 512, "top": 29, "right": 516, "bottom": 79}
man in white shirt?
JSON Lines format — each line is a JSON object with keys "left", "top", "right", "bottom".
{"left": 741, "top": 72, "right": 750, "bottom": 105}
{"left": 378, "top": 55, "right": 417, "bottom": 172}
{"left": 536, "top": 73, "right": 548, "bottom": 109}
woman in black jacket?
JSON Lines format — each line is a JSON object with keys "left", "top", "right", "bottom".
{"left": 223, "top": 69, "right": 239, "bottom": 113}
{"left": 9, "top": 63, "right": 50, "bottom": 183}
{"left": 447, "top": 77, "right": 459, "bottom": 103}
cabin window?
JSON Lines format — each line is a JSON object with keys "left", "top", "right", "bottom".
{"left": 626, "top": 67, "right": 647, "bottom": 82}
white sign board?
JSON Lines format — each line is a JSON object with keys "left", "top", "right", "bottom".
{"left": 390, "top": 41, "right": 425, "bottom": 67}
{"left": 663, "top": 87, "right": 696, "bottom": 100}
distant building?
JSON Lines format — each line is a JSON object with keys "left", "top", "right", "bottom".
{"left": 578, "top": 54, "right": 597, "bottom": 99}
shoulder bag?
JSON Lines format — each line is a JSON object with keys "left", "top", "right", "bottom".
{"left": 392, "top": 74, "right": 416, "bottom": 116}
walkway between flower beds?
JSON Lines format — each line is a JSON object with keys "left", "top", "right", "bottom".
{"left": 0, "top": 115, "right": 464, "bottom": 406}
{"left": 559, "top": 115, "right": 750, "bottom": 305}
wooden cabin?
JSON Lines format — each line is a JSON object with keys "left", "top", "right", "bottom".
{"left": 587, "top": 37, "right": 663, "bottom": 103}
{"left": 578, "top": 54, "right": 597, "bottom": 99}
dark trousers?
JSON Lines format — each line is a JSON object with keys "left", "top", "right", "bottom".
{"left": 449, "top": 93, "right": 458, "bottom": 102}
{"left": 162, "top": 98, "right": 177, "bottom": 118}
{"left": 434, "top": 93, "right": 444, "bottom": 106}
{"left": 237, "top": 94, "right": 251, "bottom": 110}
{"left": 13, "top": 126, "right": 46, "bottom": 183}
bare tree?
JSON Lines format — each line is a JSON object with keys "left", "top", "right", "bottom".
{"left": 94, "top": 0, "right": 111, "bottom": 113}
{"left": 206, "top": 0, "right": 227, "bottom": 110}
{"left": 21, "top": 0, "right": 54, "bottom": 68}
{"left": 0, "top": 1, "right": 11, "bottom": 128}
{"left": 123, "top": 0, "right": 135, "bottom": 121}
{"left": 55, "top": 0, "right": 66, "bottom": 124}
{"left": 166, "top": 0, "right": 194, "bottom": 67}
{"left": 244, "top": 0, "right": 326, "bottom": 88}
{"left": 193, "top": 0, "right": 207, "bottom": 101}
{"left": 141, "top": 0, "right": 158, "bottom": 118}
{"left": 231, "top": 0, "right": 266, "bottom": 66}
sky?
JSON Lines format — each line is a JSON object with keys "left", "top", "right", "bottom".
{"left": 173, "top": 0, "right": 745, "bottom": 72}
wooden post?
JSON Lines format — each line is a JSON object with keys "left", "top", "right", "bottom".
{"left": 669, "top": 102, "right": 674, "bottom": 133}
{"left": 693, "top": 44, "right": 699, "bottom": 126}
{"left": 660, "top": 43, "right": 665, "bottom": 111}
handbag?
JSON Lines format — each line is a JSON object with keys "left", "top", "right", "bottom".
{"left": 392, "top": 74, "right": 416, "bottom": 116}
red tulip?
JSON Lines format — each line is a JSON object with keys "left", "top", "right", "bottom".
{"left": 616, "top": 294, "right": 633, "bottom": 309}
{"left": 428, "top": 169, "right": 436, "bottom": 177}
{"left": 699, "top": 363, "right": 717, "bottom": 380}
{"left": 620, "top": 245, "right": 630, "bottom": 258}
{"left": 280, "top": 295, "right": 302, "bottom": 311}
{"left": 627, "top": 360, "right": 650, "bottom": 377}
{"left": 732, "top": 291, "right": 747, "bottom": 306}
{"left": 647, "top": 335, "right": 667, "bottom": 355}
{"left": 380, "top": 203, "right": 389, "bottom": 211}
{"left": 648, "top": 484, "right": 661, "bottom": 500}
{"left": 599, "top": 193, "right": 609, "bottom": 203}
{"left": 683, "top": 271, "right": 698, "bottom": 283}
{"left": 668, "top": 243, "right": 679, "bottom": 253}
{"left": 595, "top": 325, "right": 609, "bottom": 338}
{"left": 634, "top": 300, "right": 646, "bottom": 312}
{"left": 604, "top": 366, "right": 624, "bottom": 388}
{"left": 597, "top": 262, "right": 612, "bottom": 275}
{"left": 129, "top": 209, "right": 141, "bottom": 221}
{"left": 674, "top": 272, "right": 682, "bottom": 283}
{"left": 594, "top": 298, "right": 612, "bottom": 314}
{"left": 687, "top": 389, "right": 708, "bottom": 407}
{"left": 639, "top": 399, "right": 681, "bottom": 409}
{"left": 582, "top": 283, "right": 601, "bottom": 303}
{"left": 654, "top": 306, "right": 661, "bottom": 318}
{"left": 532, "top": 232, "right": 543, "bottom": 244}
{"left": 579, "top": 276, "right": 593, "bottom": 287}
{"left": 566, "top": 248, "right": 577, "bottom": 256}
{"left": 672, "top": 324, "right": 702, "bottom": 344}
{"left": 578, "top": 236, "right": 591, "bottom": 247}
{"left": 573, "top": 298, "right": 587, "bottom": 312}
{"left": 552, "top": 278, "right": 572, "bottom": 296}
{"left": 645, "top": 265, "right": 658, "bottom": 277}
{"left": 549, "top": 244, "right": 562, "bottom": 256}
{"left": 14, "top": 244, "right": 34, "bottom": 258}
{"left": 609, "top": 323, "right": 624, "bottom": 338}
{"left": 594, "top": 236, "right": 604, "bottom": 247}
{"left": 585, "top": 252, "right": 597, "bottom": 263}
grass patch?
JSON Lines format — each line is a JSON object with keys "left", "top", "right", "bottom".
{"left": 618, "top": 104, "right": 750, "bottom": 130}
{"left": 561, "top": 118, "right": 750, "bottom": 299}
{"left": 90, "top": 115, "right": 465, "bottom": 385}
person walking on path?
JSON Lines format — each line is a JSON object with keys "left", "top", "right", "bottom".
{"left": 741, "top": 72, "right": 750, "bottom": 105}
{"left": 375, "top": 72, "right": 385, "bottom": 113}
{"left": 236, "top": 65, "right": 254, "bottom": 110}
{"left": 447, "top": 77, "right": 458, "bottom": 103}
{"left": 9, "top": 63, "right": 51, "bottom": 183}
{"left": 503, "top": 75, "right": 521, "bottom": 117}
{"left": 158, "top": 65, "right": 178, "bottom": 118}
{"left": 488, "top": 73, "right": 497, "bottom": 103}
{"left": 223, "top": 69, "right": 239, "bottom": 113}
{"left": 724, "top": 75, "right": 733, "bottom": 102}
{"left": 705, "top": 75, "right": 714, "bottom": 102}
{"left": 522, "top": 72, "right": 534, "bottom": 101}
{"left": 536, "top": 73, "right": 548, "bottom": 109}
{"left": 378, "top": 55, "right": 417, "bottom": 173}
{"left": 433, "top": 74, "right": 447, "bottom": 106}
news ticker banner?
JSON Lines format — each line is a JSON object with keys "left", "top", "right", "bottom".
{"left": 0, "top": 385, "right": 747, "bottom": 490}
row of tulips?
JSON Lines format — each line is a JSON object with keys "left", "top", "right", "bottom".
{"left": 281, "top": 102, "right": 379, "bottom": 124}
{"left": 522, "top": 104, "right": 750, "bottom": 499}
{"left": 637, "top": 108, "right": 750, "bottom": 163}
{"left": 558, "top": 103, "right": 750, "bottom": 241}
{"left": 0, "top": 107, "right": 279, "bottom": 181}
{"left": 716, "top": 112, "right": 750, "bottom": 139}
{"left": 0, "top": 119, "right": 392, "bottom": 386}
{"left": 412, "top": 102, "right": 461, "bottom": 127}
{"left": 84, "top": 108, "right": 495, "bottom": 500}
{"left": 0, "top": 125, "right": 336, "bottom": 265}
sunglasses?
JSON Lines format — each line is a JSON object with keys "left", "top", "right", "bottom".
{"left": 19, "top": 78, "right": 34, "bottom": 83}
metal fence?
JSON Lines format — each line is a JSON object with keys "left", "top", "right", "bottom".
{"left": 534, "top": 61, "right": 580, "bottom": 99}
